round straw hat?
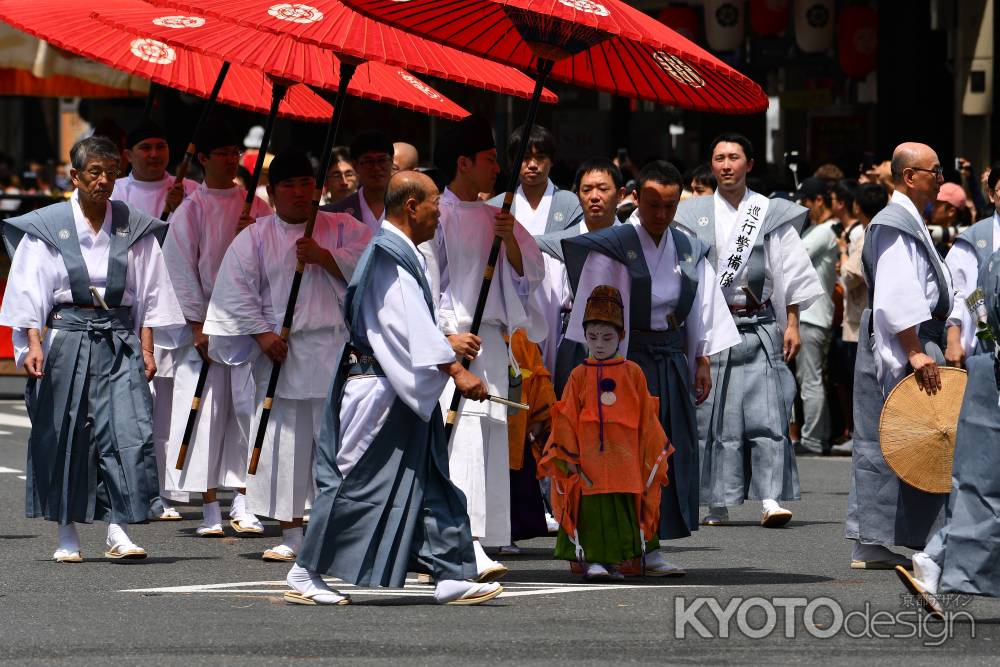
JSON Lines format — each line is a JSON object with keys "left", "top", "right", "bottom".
{"left": 879, "top": 367, "right": 967, "bottom": 494}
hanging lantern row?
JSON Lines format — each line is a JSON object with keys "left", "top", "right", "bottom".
{"left": 658, "top": 1, "right": 878, "bottom": 78}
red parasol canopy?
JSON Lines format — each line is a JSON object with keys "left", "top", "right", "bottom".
{"left": 338, "top": 0, "right": 767, "bottom": 113}
{"left": 92, "top": 6, "right": 472, "bottom": 119}
{"left": 0, "top": 0, "right": 333, "bottom": 122}
{"left": 120, "top": 0, "right": 557, "bottom": 104}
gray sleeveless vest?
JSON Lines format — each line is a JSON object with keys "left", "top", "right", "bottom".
{"left": 955, "top": 216, "right": 997, "bottom": 267}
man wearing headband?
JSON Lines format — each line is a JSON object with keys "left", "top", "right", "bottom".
{"left": 203, "top": 148, "right": 372, "bottom": 563}
{"left": 158, "top": 119, "right": 273, "bottom": 538}
{"left": 563, "top": 160, "right": 739, "bottom": 576}
{"left": 430, "top": 114, "right": 546, "bottom": 581}
{"left": 112, "top": 119, "right": 199, "bottom": 521}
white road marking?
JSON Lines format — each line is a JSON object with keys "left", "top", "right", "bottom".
{"left": 16, "top": 475, "right": 25, "bottom": 480}
{"left": 0, "top": 466, "right": 23, "bottom": 474}
{"left": 123, "top": 578, "right": 716, "bottom": 598}
{"left": 0, "top": 413, "right": 31, "bottom": 429}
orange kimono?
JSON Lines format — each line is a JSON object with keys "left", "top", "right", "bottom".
{"left": 539, "top": 357, "right": 672, "bottom": 555}
{"left": 506, "top": 330, "right": 557, "bottom": 470}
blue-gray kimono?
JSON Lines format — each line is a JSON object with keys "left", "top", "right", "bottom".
{"left": 922, "top": 253, "right": 1000, "bottom": 596}
{"left": 2, "top": 200, "right": 166, "bottom": 525}
{"left": 297, "top": 229, "right": 477, "bottom": 586}
{"left": 563, "top": 224, "right": 707, "bottom": 539}
{"left": 845, "top": 202, "right": 951, "bottom": 548}
{"left": 488, "top": 187, "right": 584, "bottom": 234}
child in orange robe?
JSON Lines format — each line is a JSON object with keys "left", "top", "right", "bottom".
{"left": 540, "top": 285, "right": 672, "bottom": 581}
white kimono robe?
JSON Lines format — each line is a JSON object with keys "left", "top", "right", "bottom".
{"left": 712, "top": 190, "right": 824, "bottom": 327}
{"left": 203, "top": 212, "right": 372, "bottom": 521}
{"left": 159, "top": 184, "right": 272, "bottom": 493}
{"left": 871, "top": 191, "right": 955, "bottom": 394}
{"left": 432, "top": 187, "right": 545, "bottom": 546}
{"left": 944, "top": 213, "right": 1000, "bottom": 356}
{"left": 0, "top": 190, "right": 185, "bottom": 363}
{"left": 112, "top": 171, "right": 198, "bottom": 502}
{"left": 337, "top": 222, "right": 456, "bottom": 477}
{"left": 566, "top": 214, "right": 741, "bottom": 374}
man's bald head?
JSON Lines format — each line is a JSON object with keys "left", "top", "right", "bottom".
{"left": 385, "top": 170, "right": 441, "bottom": 245}
{"left": 393, "top": 142, "right": 419, "bottom": 172}
{"left": 890, "top": 142, "right": 936, "bottom": 183}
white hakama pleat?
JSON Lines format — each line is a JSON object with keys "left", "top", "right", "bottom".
{"left": 245, "top": 396, "right": 323, "bottom": 522}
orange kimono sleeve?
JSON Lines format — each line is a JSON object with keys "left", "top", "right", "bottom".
{"left": 508, "top": 331, "right": 554, "bottom": 470}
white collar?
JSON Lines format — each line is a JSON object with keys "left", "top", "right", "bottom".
{"left": 890, "top": 190, "right": 926, "bottom": 227}
{"left": 70, "top": 189, "right": 112, "bottom": 240}
{"left": 125, "top": 172, "right": 172, "bottom": 190}
{"left": 515, "top": 180, "right": 555, "bottom": 211}
{"left": 714, "top": 187, "right": 752, "bottom": 214}
{"left": 382, "top": 221, "right": 426, "bottom": 269}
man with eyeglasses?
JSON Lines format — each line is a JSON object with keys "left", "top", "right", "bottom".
{"left": 321, "top": 130, "right": 394, "bottom": 235}
{"left": 156, "top": 120, "right": 273, "bottom": 538}
{"left": 111, "top": 120, "right": 199, "bottom": 522}
{"left": 943, "top": 163, "right": 1000, "bottom": 364}
{"left": 846, "top": 142, "right": 953, "bottom": 570}
{"left": 0, "top": 135, "right": 185, "bottom": 563}
{"left": 321, "top": 147, "right": 357, "bottom": 206}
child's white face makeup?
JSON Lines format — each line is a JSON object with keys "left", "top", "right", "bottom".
{"left": 585, "top": 323, "right": 621, "bottom": 360}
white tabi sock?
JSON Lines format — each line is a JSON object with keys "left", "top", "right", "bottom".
{"left": 286, "top": 563, "right": 348, "bottom": 604}
{"left": 202, "top": 501, "right": 222, "bottom": 526}
{"left": 282, "top": 527, "right": 304, "bottom": 553}
{"left": 230, "top": 493, "right": 247, "bottom": 518}
{"left": 911, "top": 552, "right": 942, "bottom": 596}
{"left": 852, "top": 542, "right": 906, "bottom": 563}
{"left": 762, "top": 499, "right": 782, "bottom": 514}
{"left": 472, "top": 539, "right": 499, "bottom": 571}
{"left": 433, "top": 579, "right": 501, "bottom": 604}
{"left": 107, "top": 523, "right": 132, "bottom": 547}
{"left": 57, "top": 523, "right": 81, "bottom": 553}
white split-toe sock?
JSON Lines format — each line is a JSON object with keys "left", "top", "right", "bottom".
{"left": 197, "top": 501, "right": 223, "bottom": 532}
{"left": 472, "top": 539, "right": 502, "bottom": 573}
{"left": 54, "top": 523, "right": 82, "bottom": 560}
{"left": 433, "top": 579, "right": 502, "bottom": 604}
{"left": 271, "top": 526, "right": 304, "bottom": 555}
{"left": 286, "top": 563, "right": 349, "bottom": 604}
{"left": 911, "top": 552, "right": 942, "bottom": 596}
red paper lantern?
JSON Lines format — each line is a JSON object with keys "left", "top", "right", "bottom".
{"left": 750, "top": 0, "right": 790, "bottom": 37}
{"left": 658, "top": 6, "right": 701, "bottom": 43}
{"left": 838, "top": 5, "right": 878, "bottom": 78}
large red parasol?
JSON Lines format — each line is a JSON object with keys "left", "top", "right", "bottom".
{"left": 0, "top": 1, "right": 331, "bottom": 122}
{"left": 91, "top": 7, "right": 474, "bottom": 119}
{"left": 107, "top": 0, "right": 558, "bottom": 103}
{"left": 338, "top": 0, "right": 769, "bottom": 441}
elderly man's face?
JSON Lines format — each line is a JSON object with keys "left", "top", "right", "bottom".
{"left": 411, "top": 185, "right": 442, "bottom": 245}
{"left": 71, "top": 156, "right": 119, "bottom": 206}
{"left": 905, "top": 151, "right": 943, "bottom": 202}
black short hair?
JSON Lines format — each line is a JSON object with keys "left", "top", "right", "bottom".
{"left": 350, "top": 131, "right": 393, "bottom": 161}
{"left": 507, "top": 124, "right": 556, "bottom": 165}
{"left": 708, "top": 133, "right": 755, "bottom": 162}
{"left": 855, "top": 183, "right": 889, "bottom": 220}
{"left": 573, "top": 158, "right": 624, "bottom": 191}
{"left": 833, "top": 179, "right": 858, "bottom": 211}
{"left": 689, "top": 163, "right": 717, "bottom": 189}
{"left": 636, "top": 160, "right": 683, "bottom": 193}
{"left": 384, "top": 173, "right": 429, "bottom": 217}
{"left": 330, "top": 146, "right": 351, "bottom": 165}
{"left": 988, "top": 162, "right": 1000, "bottom": 193}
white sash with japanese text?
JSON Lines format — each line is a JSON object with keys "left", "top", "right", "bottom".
{"left": 716, "top": 192, "right": 770, "bottom": 289}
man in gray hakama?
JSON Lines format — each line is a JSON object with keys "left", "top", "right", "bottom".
{"left": 673, "top": 134, "right": 823, "bottom": 529}
{"left": 845, "top": 142, "right": 952, "bottom": 569}
{"left": 898, "top": 251, "right": 1000, "bottom": 616}
{"left": 288, "top": 171, "right": 502, "bottom": 606}
{"left": 0, "top": 136, "right": 185, "bottom": 562}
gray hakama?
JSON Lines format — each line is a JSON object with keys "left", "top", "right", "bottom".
{"left": 297, "top": 230, "right": 477, "bottom": 587}
{"left": 921, "top": 354, "right": 1000, "bottom": 596}
{"left": 697, "top": 306, "right": 800, "bottom": 506}
{"left": 563, "top": 225, "right": 706, "bottom": 538}
{"left": 676, "top": 200, "right": 805, "bottom": 507}
{"left": 845, "top": 203, "right": 952, "bottom": 547}
{"left": 3, "top": 201, "right": 167, "bottom": 525}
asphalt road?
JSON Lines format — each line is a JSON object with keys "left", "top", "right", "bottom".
{"left": 1, "top": 399, "right": 998, "bottom": 666}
